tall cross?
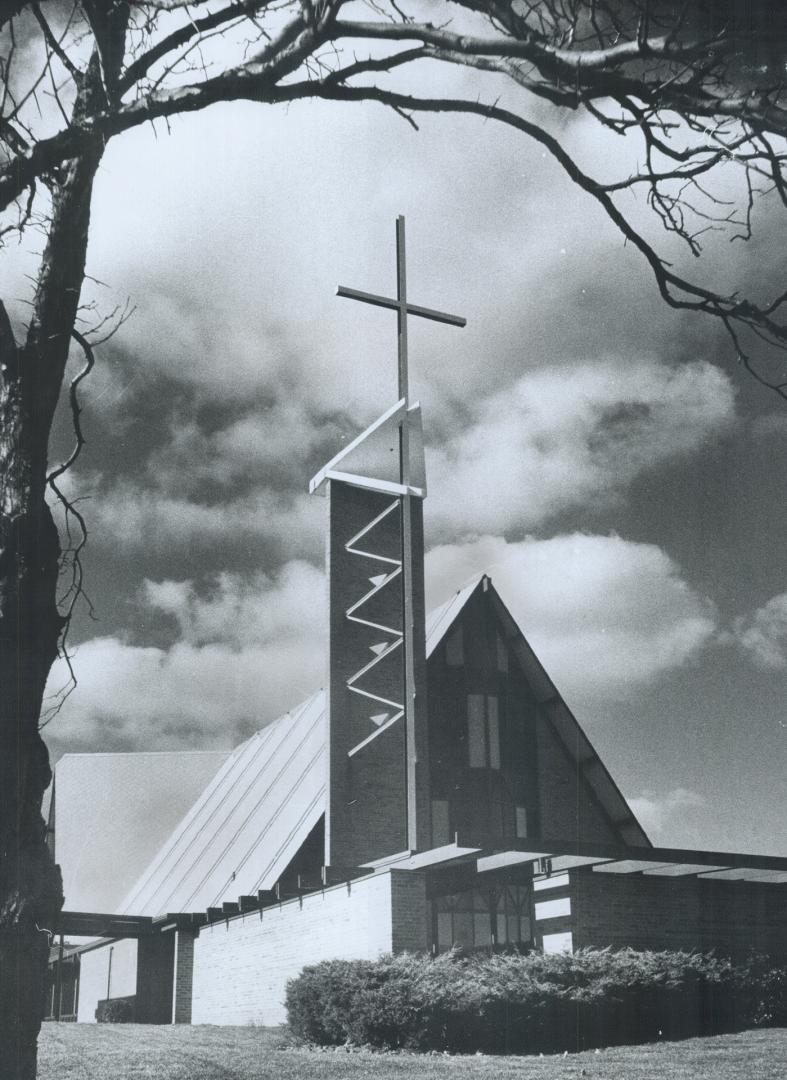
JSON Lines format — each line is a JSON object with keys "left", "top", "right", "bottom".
{"left": 336, "top": 215, "right": 466, "bottom": 852}
{"left": 337, "top": 215, "right": 466, "bottom": 406}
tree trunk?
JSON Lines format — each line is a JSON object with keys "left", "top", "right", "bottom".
{"left": 0, "top": 131, "right": 104, "bottom": 1077}
{"left": 0, "top": 363, "right": 65, "bottom": 1073}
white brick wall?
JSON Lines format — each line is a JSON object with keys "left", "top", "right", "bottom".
{"left": 191, "top": 871, "right": 400, "bottom": 1026}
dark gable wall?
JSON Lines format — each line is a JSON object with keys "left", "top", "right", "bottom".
{"left": 426, "top": 586, "right": 620, "bottom": 848}
{"left": 534, "top": 716, "right": 620, "bottom": 845}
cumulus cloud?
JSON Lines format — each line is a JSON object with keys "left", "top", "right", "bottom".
{"left": 44, "top": 562, "right": 328, "bottom": 754}
{"left": 142, "top": 404, "right": 349, "bottom": 497}
{"left": 46, "top": 530, "right": 715, "bottom": 753}
{"left": 82, "top": 354, "right": 734, "bottom": 565}
{"left": 732, "top": 592, "right": 787, "bottom": 670}
{"left": 627, "top": 787, "right": 706, "bottom": 844}
{"left": 427, "top": 358, "right": 736, "bottom": 539}
{"left": 142, "top": 561, "right": 326, "bottom": 649}
{"left": 425, "top": 533, "right": 717, "bottom": 701}
{"left": 90, "top": 478, "right": 324, "bottom": 561}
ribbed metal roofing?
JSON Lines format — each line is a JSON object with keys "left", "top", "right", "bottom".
{"left": 116, "top": 576, "right": 648, "bottom": 917}
{"left": 117, "top": 692, "right": 326, "bottom": 916}
{"left": 425, "top": 577, "right": 482, "bottom": 655}
{"left": 115, "top": 588, "right": 483, "bottom": 919}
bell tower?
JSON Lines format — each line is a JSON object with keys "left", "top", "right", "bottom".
{"left": 310, "top": 217, "right": 465, "bottom": 868}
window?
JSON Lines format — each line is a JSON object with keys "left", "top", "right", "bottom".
{"left": 488, "top": 697, "right": 500, "bottom": 769}
{"left": 434, "top": 885, "right": 532, "bottom": 953}
{"left": 467, "top": 695, "right": 500, "bottom": 769}
{"left": 496, "top": 885, "right": 532, "bottom": 947}
{"left": 515, "top": 805, "right": 528, "bottom": 839}
{"left": 468, "top": 695, "right": 486, "bottom": 767}
{"left": 542, "top": 931, "right": 573, "bottom": 955}
{"left": 496, "top": 633, "right": 509, "bottom": 673}
{"left": 534, "top": 897, "right": 571, "bottom": 920}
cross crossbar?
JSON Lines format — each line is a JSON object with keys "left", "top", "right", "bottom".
{"left": 336, "top": 285, "right": 466, "bottom": 328}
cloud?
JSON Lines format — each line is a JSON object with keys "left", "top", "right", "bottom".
{"left": 46, "top": 530, "right": 715, "bottom": 753}
{"left": 425, "top": 533, "right": 717, "bottom": 701}
{"left": 44, "top": 562, "right": 328, "bottom": 754}
{"left": 427, "top": 358, "right": 736, "bottom": 539}
{"left": 142, "top": 561, "right": 326, "bottom": 649}
{"left": 732, "top": 591, "right": 787, "bottom": 670}
{"left": 627, "top": 788, "right": 706, "bottom": 843}
{"left": 142, "top": 403, "right": 349, "bottom": 496}
{"left": 73, "top": 352, "right": 735, "bottom": 576}
{"left": 65, "top": 77, "right": 726, "bottom": 425}
{"left": 89, "top": 478, "right": 324, "bottom": 561}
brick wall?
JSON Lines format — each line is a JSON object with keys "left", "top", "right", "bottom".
{"left": 173, "top": 929, "right": 195, "bottom": 1024}
{"left": 571, "top": 869, "right": 787, "bottom": 961}
{"left": 191, "top": 868, "right": 427, "bottom": 1026}
{"left": 390, "top": 869, "right": 429, "bottom": 952}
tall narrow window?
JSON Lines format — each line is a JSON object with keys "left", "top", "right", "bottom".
{"left": 496, "top": 633, "right": 509, "bottom": 673}
{"left": 466, "top": 695, "right": 501, "bottom": 769}
{"left": 487, "top": 696, "right": 500, "bottom": 769}
{"left": 467, "top": 695, "right": 486, "bottom": 768}
{"left": 515, "top": 805, "right": 529, "bottom": 839}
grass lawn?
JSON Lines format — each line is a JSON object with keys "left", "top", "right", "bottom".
{"left": 38, "top": 1024, "right": 787, "bottom": 1080}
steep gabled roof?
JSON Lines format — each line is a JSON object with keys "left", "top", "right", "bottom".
{"left": 117, "top": 692, "right": 325, "bottom": 916}
{"left": 118, "top": 576, "right": 646, "bottom": 917}
{"left": 482, "top": 578, "right": 651, "bottom": 847}
{"left": 425, "top": 577, "right": 482, "bottom": 655}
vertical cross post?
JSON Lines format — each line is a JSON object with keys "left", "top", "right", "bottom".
{"left": 395, "top": 217, "right": 418, "bottom": 851}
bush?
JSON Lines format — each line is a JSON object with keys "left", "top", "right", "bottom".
{"left": 735, "top": 953, "right": 787, "bottom": 1028}
{"left": 285, "top": 948, "right": 787, "bottom": 1054}
{"left": 95, "top": 995, "right": 136, "bottom": 1023}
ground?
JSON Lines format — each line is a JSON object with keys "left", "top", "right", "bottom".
{"left": 38, "top": 1025, "right": 787, "bottom": 1079}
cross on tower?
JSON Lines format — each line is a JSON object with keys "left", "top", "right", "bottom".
{"left": 336, "top": 216, "right": 466, "bottom": 853}
{"left": 337, "top": 215, "right": 466, "bottom": 407}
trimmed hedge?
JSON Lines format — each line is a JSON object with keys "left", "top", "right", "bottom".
{"left": 285, "top": 948, "right": 787, "bottom": 1053}
{"left": 95, "top": 995, "right": 136, "bottom": 1023}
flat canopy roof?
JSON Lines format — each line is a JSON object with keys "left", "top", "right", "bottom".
{"left": 384, "top": 835, "right": 787, "bottom": 885}
{"left": 57, "top": 912, "right": 155, "bottom": 938}
{"left": 57, "top": 837, "right": 787, "bottom": 943}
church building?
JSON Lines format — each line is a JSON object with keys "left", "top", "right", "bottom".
{"left": 47, "top": 221, "right": 787, "bottom": 1027}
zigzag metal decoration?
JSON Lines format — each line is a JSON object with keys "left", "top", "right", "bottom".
{"left": 344, "top": 498, "right": 404, "bottom": 757}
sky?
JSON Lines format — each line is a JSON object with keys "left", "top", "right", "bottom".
{"left": 2, "top": 26, "right": 786, "bottom": 858}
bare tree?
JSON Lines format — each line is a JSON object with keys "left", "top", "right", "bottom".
{"left": 0, "top": 1, "right": 785, "bottom": 1075}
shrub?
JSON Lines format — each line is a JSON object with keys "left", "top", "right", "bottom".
{"left": 735, "top": 953, "right": 787, "bottom": 1028}
{"left": 95, "top": 995, "right": 136, "bottom": 1023}
{"left": 285, "top": 948, "right": 787, "bottom": 1054}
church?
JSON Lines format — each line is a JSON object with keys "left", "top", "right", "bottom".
{"left": 46, "top": 220, "right": 787, "bottom": 1026}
